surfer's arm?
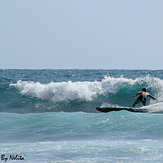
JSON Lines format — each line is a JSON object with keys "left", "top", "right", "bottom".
{"left": 148, "top": 94, "right": 157, "bottom": 101}
{"left": 132, "top": 92, "right": 141, "bottom": 98}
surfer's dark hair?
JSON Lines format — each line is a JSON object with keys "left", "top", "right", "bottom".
{"left": 142, "top": 88, "right": 146, "bottom": 92}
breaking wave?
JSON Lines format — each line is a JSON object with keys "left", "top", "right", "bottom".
{"left": 1, "top": 75, "right": 161, "bottom": 113}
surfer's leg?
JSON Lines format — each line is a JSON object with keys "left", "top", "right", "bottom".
{"left": 132, "top": 102, "right": 136, "bottom": 107}
{"left": 133, "top": 99, "right": 141, "bottom": 107}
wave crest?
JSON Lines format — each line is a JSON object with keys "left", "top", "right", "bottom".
{"left": 10, "top": 75, "right": 163, "bottom": 104}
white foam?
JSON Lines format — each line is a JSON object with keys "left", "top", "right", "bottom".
{"left": 10, "top": 80, "right": 101, "bottom": 102}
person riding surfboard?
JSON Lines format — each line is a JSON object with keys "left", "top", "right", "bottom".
{"left": 132, "top": 88, "right": 157, "bottom": 107}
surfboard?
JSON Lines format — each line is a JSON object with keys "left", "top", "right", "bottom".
{"left": 96, "top": 106, "right": 148, "bottom": 113}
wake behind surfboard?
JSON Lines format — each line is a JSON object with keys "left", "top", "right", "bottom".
{"left": 96, "top": 106, "right": 148, "bottom": 113}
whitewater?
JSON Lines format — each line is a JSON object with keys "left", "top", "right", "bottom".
{"left": 0, "top": 69, "right": 163, "bottom": 162}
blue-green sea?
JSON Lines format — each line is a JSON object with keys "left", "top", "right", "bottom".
{"left": 0, "top": 69, "right": 163, "bottom": 162}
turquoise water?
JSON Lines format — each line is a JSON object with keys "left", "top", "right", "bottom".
{"left": 0, "top": 69, "right": 163, "bottom": 162}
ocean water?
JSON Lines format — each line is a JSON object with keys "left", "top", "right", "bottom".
{"left": 0, "top": 69, "right": 163, "bottom": 163}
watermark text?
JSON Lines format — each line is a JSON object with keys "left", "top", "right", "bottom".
{"left": 1, "top": 154, "right": 25, "bottom": 162}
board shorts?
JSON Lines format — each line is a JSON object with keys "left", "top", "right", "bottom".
{"left": 135, "top": 98, "right": 146, "bottom": 106}
{"left": 135, "top": 98, "right": 142, "bottom": 104}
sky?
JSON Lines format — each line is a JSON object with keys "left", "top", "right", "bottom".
{"left": 0, "top": 0, "right": 163, "bottom": 69}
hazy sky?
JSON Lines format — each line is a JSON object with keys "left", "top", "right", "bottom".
{"left": 0, "top": 0, "right": 163, "bottom": 69}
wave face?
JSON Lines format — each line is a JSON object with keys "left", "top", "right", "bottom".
{"left": 0, "top": 69, "right": 163, "bottom": 113}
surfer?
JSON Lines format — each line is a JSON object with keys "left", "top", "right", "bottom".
{"left": 132, "top": 88, "right": 157, "bottom": 107}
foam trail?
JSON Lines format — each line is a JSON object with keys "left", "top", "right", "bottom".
{"left": 144, "top": 102, "right": 163, "bottom": 113}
